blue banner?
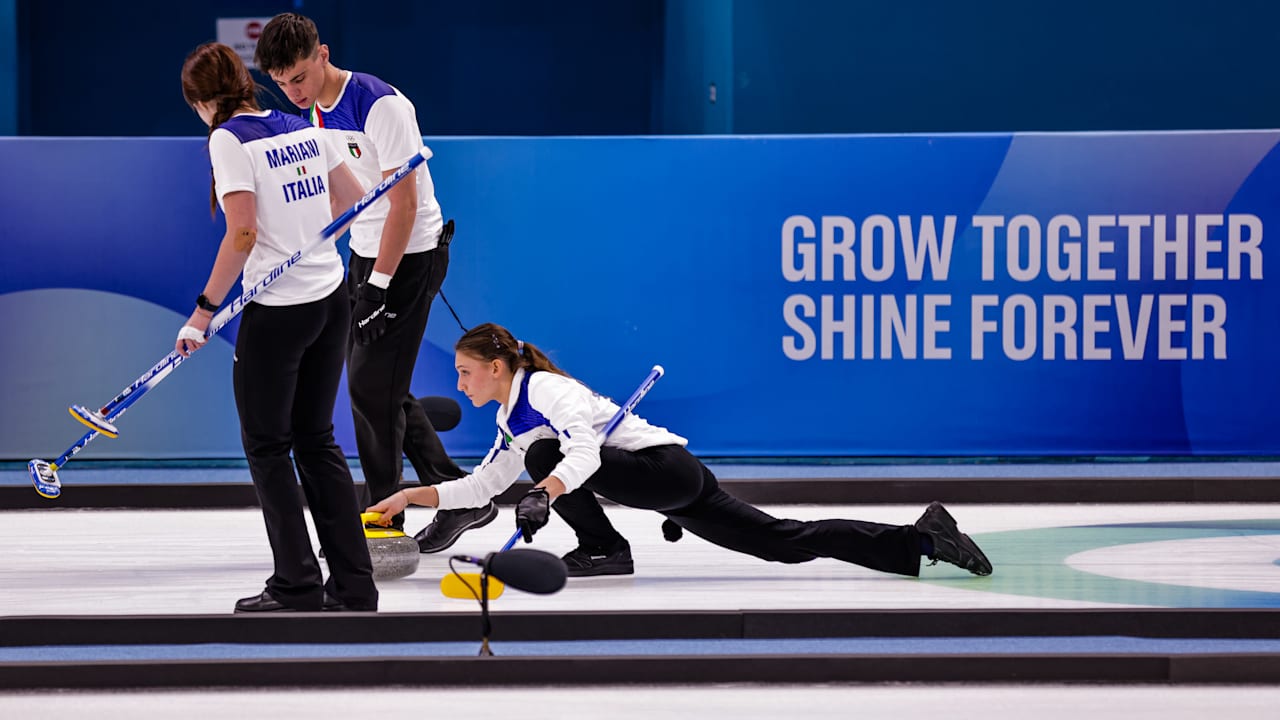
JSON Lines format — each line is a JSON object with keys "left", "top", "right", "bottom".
{"left": 3, "top": 132, "right": 1278, "bottom": 460}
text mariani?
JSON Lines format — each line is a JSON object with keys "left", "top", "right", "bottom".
{"left": 779, "top": 214, "right": 1263, "bottom": 361}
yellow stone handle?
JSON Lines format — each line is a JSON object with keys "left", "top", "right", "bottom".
{"left": 360, "top": 511, "right": 407, "bottom": 539}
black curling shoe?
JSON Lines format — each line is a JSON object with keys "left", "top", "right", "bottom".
{"left": 414, "top": 501, "right": 500, "bottom": 553}
{"left": 915, "top": 501, "right": 994, "bottom": 576}
{"left": 561, "top": 542, "right": 635, "bottom": 577}
{"left": 233, "top": 590, "right": 296, "bottom": 613}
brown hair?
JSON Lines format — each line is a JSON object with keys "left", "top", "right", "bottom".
{"left": 180, "top": 42, "right": 260, "bottom": 215}
{"left": 254, "top": 13, "right": 320, "bottom": 76}
{"left": 455, "top": 323, "right": 569, "bottom": 378}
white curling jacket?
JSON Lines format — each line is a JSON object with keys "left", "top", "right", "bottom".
{"left": 434, "top": 368, "right": 687, "bottom": 510}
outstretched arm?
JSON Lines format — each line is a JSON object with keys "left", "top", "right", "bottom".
{"left": 366, "top": 485, "right": 440, "bottom": 523}
{"left": 365, "top": 431, "right": 523, "bottom": 522}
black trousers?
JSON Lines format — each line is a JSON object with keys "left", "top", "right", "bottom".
{"left": 234, "top": 285, "right": 378, "bottom": 610}
{"left": 525, "top": 440, "right": 923, "bottom": 577}
{"left": 403, "top": 395, "right": 466, "bottom": 487}
{"left": 347, "top": 245, "right": 458, "bottom": 529}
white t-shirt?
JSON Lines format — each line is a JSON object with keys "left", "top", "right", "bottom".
{"left": 435, "top": 368, "right": 689, "bottom": 510}
{"left": 308, "top": 71, "right": 443, "bottom": 259}
{"left": 209, "top": 110, "right": 345, "bottom": 306}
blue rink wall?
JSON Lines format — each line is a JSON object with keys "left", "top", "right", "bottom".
{"left": 2, "top": 132, "right": 1278, "bottom": 460}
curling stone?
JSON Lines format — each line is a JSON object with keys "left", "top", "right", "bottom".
{"left": 361, "top": 512, "right": 420, "bottom": 580}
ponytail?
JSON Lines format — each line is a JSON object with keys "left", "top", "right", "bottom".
{"left": 203, "top": 96, "right": 242, "bottom": 214}
{"left": 456, "top": 322, "right": 568, "bottom": 377}
{"left": 180, "top": 42, "right": 262, "bottom": 216}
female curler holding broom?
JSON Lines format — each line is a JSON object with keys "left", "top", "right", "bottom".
{"left": 368, "top": 323, "right": 994, "bottom": 579}
{"left": 177, "top": 42, "right": 378, "bottom": 612}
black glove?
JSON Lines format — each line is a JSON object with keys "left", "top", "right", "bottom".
{"left": 352, "top": 282, "right": 388, "bottom": 345}
{"left": 515, "top": 487, "right": 551, "bottom": 543}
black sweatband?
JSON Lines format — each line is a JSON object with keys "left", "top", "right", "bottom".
{"left": 195, "top": 294, "right": 220, "bottom": 313}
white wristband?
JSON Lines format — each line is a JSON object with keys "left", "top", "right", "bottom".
{"left": 177, "top": 326, "right": 205, "bottom": 343}
{"left": 367, "top": 271, "right": 392, "bottom": 289}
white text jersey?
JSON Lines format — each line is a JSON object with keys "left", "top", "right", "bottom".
{"left": 210, "top": 110, "right": 345, "bottom": 306}
{"left": 309, "top": 71, "right": 443, "bottom": 259}
{"left": 435, "top": 368, "right": 689, "bottom": 510}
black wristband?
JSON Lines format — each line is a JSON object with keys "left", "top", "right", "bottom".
{"left": 195, "top": 294, "right": 220, "bottom": 313}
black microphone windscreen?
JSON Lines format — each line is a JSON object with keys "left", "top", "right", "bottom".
{"left": 418, "top": 396, "right": 462, "bottom": 432}
{"left": 487, "top": 548, "right": 567, "bottom": 595}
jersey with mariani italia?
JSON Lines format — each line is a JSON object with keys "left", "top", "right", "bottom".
{"left": 210, "top": 110, "right": 344, "bottom": 306}
{"left": 307, "top": 71, "right": 443, "bottom": 259}
{"left": 435, "top": 368, "right": 689, "bottom": 510}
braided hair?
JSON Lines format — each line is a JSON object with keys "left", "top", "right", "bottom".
{"left": 180, "top": 42, "right": 261, "bottom": 215}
